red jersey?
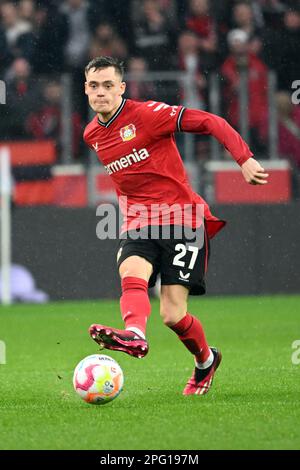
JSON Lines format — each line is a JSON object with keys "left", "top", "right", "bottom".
{"left": 83, "top": 98, "right": 253, "bottom": 238}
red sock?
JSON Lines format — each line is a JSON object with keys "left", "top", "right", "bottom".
{"left": 120, "top": 276, "right": 151, "bottom": 336}
{"left": 169, "top": 313, "right": 210, "bottom": 363}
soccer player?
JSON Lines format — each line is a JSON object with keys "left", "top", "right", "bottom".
{"left": 83, "top": 56, "right": 268, "bottom": 395}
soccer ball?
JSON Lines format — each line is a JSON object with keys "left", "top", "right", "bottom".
{"left": 73, "top": 354, "right": 124, "bottom": 405}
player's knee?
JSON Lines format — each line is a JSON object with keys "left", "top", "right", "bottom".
{"left": 160, "top": 304, "right": 186, "bottom": 327}
{"left": 119, "top": 256, "right": 152, "bottom": 281}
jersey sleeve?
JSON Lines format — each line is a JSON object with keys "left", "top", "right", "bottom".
{"left": 140, "top": 101, "right": 185, "bottom": 138}
{"left": 83, "top": 126, "right": 94, "bottom": 152}
{"left": 180, "top": 108, "right": 253, "bottom": 166}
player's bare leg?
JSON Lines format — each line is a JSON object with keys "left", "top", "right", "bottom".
{"left": 89, "top": 256, "right": 153, "bottom": 358}
{"left": 160, "top": 284, "right": 222, "bottom": 395}
{"left": 160, "top": 284, "right": 189, "bottom": 326}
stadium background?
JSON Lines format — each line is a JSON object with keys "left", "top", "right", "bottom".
{"left": 1, "top": 0, "right": 300, "bottom": 301}
{"left": 0, "top": 0, "right": 300, "bottom": 453}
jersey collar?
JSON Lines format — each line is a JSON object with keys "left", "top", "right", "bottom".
{"left": 97, "top": 98, "right": 127, "bottom": 128}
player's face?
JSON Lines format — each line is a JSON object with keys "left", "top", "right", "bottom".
{"left": 85, "top": 66, "right": 126, "bottom": 118}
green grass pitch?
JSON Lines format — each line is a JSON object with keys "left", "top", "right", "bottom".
{"left": 0, "top": 295, "right": 300, "bottom": 450}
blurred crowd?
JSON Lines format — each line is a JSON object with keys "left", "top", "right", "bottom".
{"left": 1, "top": 0, "right": 300, "bottom": 169}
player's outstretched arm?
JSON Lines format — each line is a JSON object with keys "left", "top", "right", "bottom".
{"left": 180, "top": 108, "right": 253, "bottom": 167}
{"left": 241, "top": 157, "right": 269, "bottom": 185}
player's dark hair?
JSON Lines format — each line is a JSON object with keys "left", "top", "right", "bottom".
{"left": 85, "top": 57, "right": 125, "bottom": 79}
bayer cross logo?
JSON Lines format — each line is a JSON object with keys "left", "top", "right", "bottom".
{"left": 120, "top": 124, "right": 136, "bottom": 142}
{"left": 0, "top": 80, "right": 6, "bottom": 104}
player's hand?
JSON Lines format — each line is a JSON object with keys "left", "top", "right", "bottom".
{"left": 241, "top": 158, "right": 269, "bottom": 185}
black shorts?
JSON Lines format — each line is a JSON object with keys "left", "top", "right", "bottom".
{"left": 117, "top": 225, "right": 210, "bottom": 295}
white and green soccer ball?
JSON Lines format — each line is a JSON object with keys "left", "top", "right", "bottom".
{"left": 73, "top": 354, "right": 124, "bottom": 405}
